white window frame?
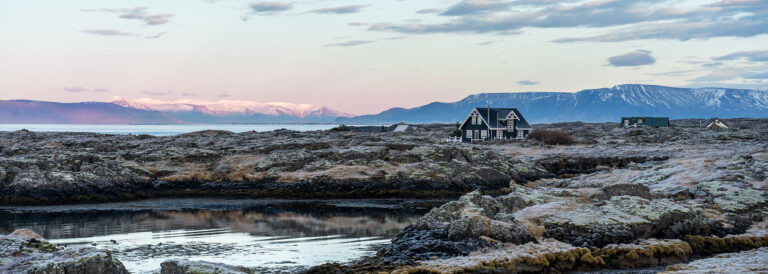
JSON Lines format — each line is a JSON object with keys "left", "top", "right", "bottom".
{"left": 506, "top": 119, "right": 514, "bottom": 131}
{"left": 466, "top": 130, "right": 472, "bottom": 138}
{"left": 517, "top": 130, "right": 524, "bottom": 139}
{"left": 496, "top": 130, "right": 503, "bottom": 139}
{"left": 638, "top": 118, "right": 644, "bottom": 124}
{"left": 481, "top": 130, "right": 487, "bottom": 139}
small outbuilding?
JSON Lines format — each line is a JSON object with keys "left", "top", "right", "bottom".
{"left": 393, "top": 122, "right": 415, "bottom": 132}
{"left": 702, "top": 118, "right": 728, "bottom": 129}
{"left": 621, "top": 117, "right": 669, "bottom": 128}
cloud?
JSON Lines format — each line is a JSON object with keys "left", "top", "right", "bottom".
{"left": 692, "top": 70, "right": 741, "bottom": 82}
{"left": 348, "top": 22, "right": 368, "bottom": 27}
{"left": 181, "top": 92, "right": 198, "bottom": 97}
{"left": 325, "top": 40, "right": 375, "bottom": 47}
{"left": 608, "top": 50, "right": 656, "bottom": 67}
{"left": 144, "top": 32, "right": 166, "bottom": 39}
{"left": 517, "top": 80, "right": 538, "bottom": 85}
{"left": 440, "top": 0, "right": 511, "bottom": 16}
{"left": 714, "top": 50, "right": 768, "bottom": 63}
{"left": 63, "top": 87, "right": 88, "bottom": 93}
{"left": 371, "top": 0, "right": 768, "bottom": 42}
{"left": 63, "top": 86, "right": 110, "bottom": 93}
{"left": 417, "top": 8, "right": 442, "bottom": 14}
{"left": 249, "top": 2, "right": 293, "bottom": 14}
{"left": 477, "top": 40, "right": 501, "bottom": 46}
{"left": 217, "top": 93, "right": 232, "bottom": 98}
{"left": 85, "top": 7, "right": 173, "bottom": 26}
{"left": 81, "top": 29, "right": 137, "bottom": 36}
{"left": 310, "top": 5, "right": 367, "bottom": 14}
{"left": 744, "top": 71, "right": 768, "bottom": 80}
{"left": 142, "top": 91, "right": 172, "bottom": 96}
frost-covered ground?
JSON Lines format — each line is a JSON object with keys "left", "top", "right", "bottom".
{"left": 2, "top": 120, "right": 767, "bottom": 272}
{"left": 309, "top": 120, "right": 768, "bottom": 273}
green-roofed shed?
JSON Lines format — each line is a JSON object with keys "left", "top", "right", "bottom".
{"left": 621, "top": 117, "right": 669, "bottom": 128}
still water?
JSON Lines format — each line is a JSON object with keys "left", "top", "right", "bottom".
{"left": 0, "top": 124, "right": 342, "bottom": 136}
{"left": 0, "top": 199, "right": 445, "bottom": 273}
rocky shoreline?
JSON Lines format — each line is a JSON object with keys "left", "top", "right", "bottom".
{"left": 0, "top": 126, "right": 667, "bottom": 205}
{"left": 2, "top": 120, "right": 768, "bottom": 273}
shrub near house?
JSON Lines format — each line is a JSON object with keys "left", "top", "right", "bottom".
{"left": 527, "top": 129, "right": 574, "bottom": 145}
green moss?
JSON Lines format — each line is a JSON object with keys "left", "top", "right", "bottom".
{"left": 697, "top": 181, "right": 767, "bottom": 212}
{"left": 544, "top": 196, "right": 692, "bottom": 227}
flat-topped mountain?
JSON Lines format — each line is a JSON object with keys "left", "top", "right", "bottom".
{"left": 338, "top": 84, "right": 768, "bottom": 124}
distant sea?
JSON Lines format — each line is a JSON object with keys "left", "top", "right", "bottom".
{"left": 0, "top": 124, "right": 341, "bottom": 136}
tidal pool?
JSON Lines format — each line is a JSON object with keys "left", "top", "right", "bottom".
{"left": 0, "top": 198, "right": 446, "bottom": 273}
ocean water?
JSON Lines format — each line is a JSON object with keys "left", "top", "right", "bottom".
{"left": 0, "top": 198, "right": 446, "bottom": 273}
{"left": 0, "top": 124, "right": 340, "bottom": 136}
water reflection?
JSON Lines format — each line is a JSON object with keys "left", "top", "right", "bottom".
{"left": 0, "top": 199, "right": 444, "bottom": 273}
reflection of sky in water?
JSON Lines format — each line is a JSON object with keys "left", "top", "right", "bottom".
{"left": 1, "top": 199, "right": 444, "bottom": 273}
{"left": 50, "top": 229, "right": 391, "bottom": 273}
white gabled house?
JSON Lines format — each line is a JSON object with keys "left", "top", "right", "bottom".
{"left": 702, "top": 118, "right": 728, "bottom": 129}
{"left": 458, "top": 107, "right": 532, "bottom": 143}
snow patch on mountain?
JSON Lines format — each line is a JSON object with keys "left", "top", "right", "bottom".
{"left": 111, "top": 97, "right": 353, "bottom": 118}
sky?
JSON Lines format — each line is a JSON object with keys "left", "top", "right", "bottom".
{"left": 1, "top": 0, "right": 767, "bottom": 115}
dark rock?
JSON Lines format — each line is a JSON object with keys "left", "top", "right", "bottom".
{"left": 161, "top": 259, "right": 253, "bottom": 274}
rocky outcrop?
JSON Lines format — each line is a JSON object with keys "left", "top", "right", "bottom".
{"left": 0, "top": 130, "right": 551, "bottom": 205}
{"left": 161, "top": 259, "right": 254, "bottom": 274}
{"left": 0, "top": 229, "right": 128, "bottom": 274}
{"left": 396, "top": 239, "right": 694, "bottom": 273}
{"left": 542, "top": 195, "right": 715, "bottom": 247}
{"left": 663, "top": 247, "right": 768, "bottom": 273}
{"left": 376, "top": 189, "right": 539, "bottom": 266}
{"left": 342, "top": 177, "right": 768, "bottom": 272}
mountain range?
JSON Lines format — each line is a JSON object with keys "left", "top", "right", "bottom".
{"left": 338, "top": 84, "right": 768, "bottom": 124}
{"left": 1, "top": 84, "right": 767, "bottom": 124}
{"left": 0, "top": 98, "right": 351, "bottom": 124}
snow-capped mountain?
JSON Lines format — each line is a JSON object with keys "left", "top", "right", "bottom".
{"left": 338, "top": 84, "right": 768, "bottom": 124}
{"left": 111, "top": 98, "right": 353, "bottom": 123}
{"left": 0, "top": 100, "right": 183, "bottom": 124}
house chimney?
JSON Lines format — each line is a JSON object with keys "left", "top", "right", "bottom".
{"left": 487, "top": 103, "right": 490, "bottom": 126}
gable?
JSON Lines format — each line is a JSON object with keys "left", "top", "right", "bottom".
{"left": 505, "top": 110, "right": 519, "bottom": 120}
{"left": 460, "top": 107, "right": 531, "bottom": 130}
{"left": 459, "top": 109, "right": 491, "bottom": 129}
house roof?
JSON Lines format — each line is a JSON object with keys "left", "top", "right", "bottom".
{"left": 393, "top": 124, "right": 411, "bottom": 132}
{"left": 475, "top": 107, "right": 532, "bottom": 130}
{"left": 703, "top": 118, "right": 728, "bottom": 128}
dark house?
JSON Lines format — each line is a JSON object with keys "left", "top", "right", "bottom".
{"left": 621, "top": 117, "right": 669, "bottom": 128}
{"left": 459, "top": 107, "right": 532, "bottom": 143}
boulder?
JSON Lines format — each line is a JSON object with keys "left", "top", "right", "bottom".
{"left": 0, "top": 231, "right": 128, "bottom": 274}
{"left": 161, "top": 259, "right": 253, "bottom": 274}
{"left": 8, "top": 228, "right": 43, "bottom": 241}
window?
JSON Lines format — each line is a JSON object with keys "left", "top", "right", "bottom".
{"left": 471, "top": 113, "right": 480, "bottom": 125}
{"left": 517, "top": 130, "right": 524, "bottom": 139}
{"left": 466, "top": 130, "right": 472, "bottom": 138}
{"left": 496, "top": 130, "right": 503, "bottom": 139}
{"left": 624, "top": 120, "right": 629, "bottom": 127}
{"left": 506, "top": 119, "right": 515, "bottom": 132}
{"left": 638, "top": 119, "right": 644, "bottom": 124}
{"left": 481, "top": 130, "right": 487, "bottom": 139}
